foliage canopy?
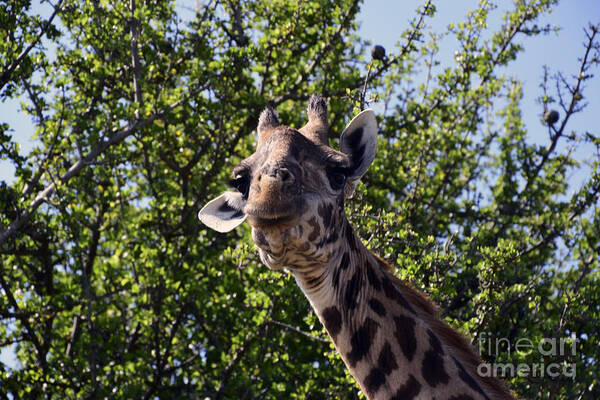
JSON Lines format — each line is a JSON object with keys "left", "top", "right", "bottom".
{"left": 1, "top": 0, "right": 599, "bottom": 399}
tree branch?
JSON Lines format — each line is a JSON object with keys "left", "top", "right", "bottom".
{"left": 268, "top": 319, "right": 329, "bottom": 343}
{"left": 0, "top": 0, "right": 64, "bottom": 91}
{"left": 272, "top": 0, "right": 362, "bottom": 105}
{"left": 0, "top": 266, "right": 46, "bottom": 370}
{"left": 130, "top": 0, "right": 144, "bottom": 118}
{"left": 0, "top": 93, "right": 193, "bottom": 246}
{"left": 521, "top": 24, "right": 599, "bottom": 196}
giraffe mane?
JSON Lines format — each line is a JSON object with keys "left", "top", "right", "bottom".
{"left": 375, "top": 256, "right": 515, "bottom": 399}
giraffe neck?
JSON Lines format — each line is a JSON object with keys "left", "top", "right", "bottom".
{"left": 292, "top": 220, "right": 513, "bottom": 400}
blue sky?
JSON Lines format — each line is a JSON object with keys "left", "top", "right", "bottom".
{"left": 359, "top": 0, "right": 600, "bottom": 172}
{"left": 1, "top": 0, "right": 599, "bottom": 369}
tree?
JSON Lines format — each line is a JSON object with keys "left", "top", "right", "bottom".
{"left": 0, "top": 0, "right": 598, "bottom": 398}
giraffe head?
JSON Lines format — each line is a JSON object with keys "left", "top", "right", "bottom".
{"left": 199, "top": 95, "right": 377, "bottom": 269}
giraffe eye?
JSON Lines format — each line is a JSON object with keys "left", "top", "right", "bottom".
{"left": 328, "top": 168, "right": 347, "bottom": 191}
{"left": 229, "top": 173, "right": 250, "bottom": 199}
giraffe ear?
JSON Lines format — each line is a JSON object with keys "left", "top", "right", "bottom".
{"left": 339, "top": 109, "right": 378, "bottom": 198}
{"left": 198, "top": 192, "right": 247, "bottom": 233}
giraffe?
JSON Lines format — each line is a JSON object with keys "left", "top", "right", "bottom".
{"left": 198, "top": 95, "right": 514, "bottom": 400}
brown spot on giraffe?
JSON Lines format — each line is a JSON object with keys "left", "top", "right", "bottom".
{"left": 394, "top": 314, "right": 417, "bottom": 362}
{"left": 368, "top": 298, "right": 386, "bottom": 317}
{"left": 390, "top": 374, "right": 422, "bottom": 400}
{"left": 365, "top": 367, "right": 386, "bottom": 396}
{"left": 344, "top": 270, "right": 362, "bottom": 310}
{"left": 377, "top": 341, "right": 398, "bottom": 375}
{"left": 307, "top": 216, "right": 320, "bottom": 242}
{"left": 332, "top": 251, "right": 351, "bottom": 290}
{"left": 382, "top": 276, "right": 416, "bottom": 315}
{"left": 347, "top": 317, "right": 379, "bottom": 367}
{"left": 318, "top": 203, "right": 333, "bottom": 229}
{"left": 421, "top": 346, "right": 450, "bottom": 387}
{"left": 366, "top": 261, "right": 382, "bottom": 290}
{"left": 322, "top": 306, "right": 342, "bottom": 340}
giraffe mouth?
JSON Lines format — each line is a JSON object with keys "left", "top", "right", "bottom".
{"left": 244, "top": 198, "right": 304, "bottom": 230}
{"left": 246, "top": 214, "right": 298, "bottom": 230}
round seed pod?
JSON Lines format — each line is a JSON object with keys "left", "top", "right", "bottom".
{"left": 371, "top": 45, "right": 386, "bottom": 61}
{"left": 544, "top": 109, "right": 559, "bottom": 125}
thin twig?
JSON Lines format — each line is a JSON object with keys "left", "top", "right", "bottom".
{"left": 0, "top": 267, "right": 46, "bottom": 370}
{"left": 272, "top": 0, "right": 361, "bottom": 105}
{"left": 269, "top": 319, "right": 329, "bottom": 343}
{"left": 359, "top": 63, "right": 373, "bottom": 111}
{"left": 130, "top": 0, "right": 143, "bottom": 119}
{"left": 0, "top": 0, "right": 65, "bottom": 91}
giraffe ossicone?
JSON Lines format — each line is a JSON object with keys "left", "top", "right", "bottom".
{"left": 199, "top": 95, "right": 514, "bottom": 400}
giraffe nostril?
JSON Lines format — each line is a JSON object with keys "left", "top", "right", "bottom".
{"left": 261, "top": 164, "right": 297, "bottom": 186}
{"left": 279, "top": 168, "right": 293, "bottom": 183}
